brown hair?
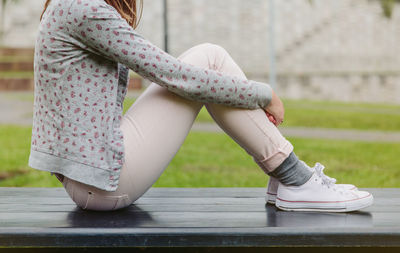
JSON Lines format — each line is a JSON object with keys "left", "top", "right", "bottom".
{"left": 40, "top": 0, "right": 143, "bottom": 29}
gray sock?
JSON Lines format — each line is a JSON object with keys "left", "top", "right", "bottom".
{"left": 267, "top": 152, "right": 313, "bottom": 186}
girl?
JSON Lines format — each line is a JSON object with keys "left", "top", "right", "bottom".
{"left": 30, "top": 0, "right": 373, "bottom": 212}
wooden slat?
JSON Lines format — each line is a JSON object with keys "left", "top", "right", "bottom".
{"left": 0, "top": 212, "right": 385, "bottom": 228}
{"left": 1, "top": 227, "right": 400, "bottom": 247}
{"left": 1, "top": 187, "right": 398, "bottom": 197}
{"left": 0, "top": 197, "right": 266, "bottom": 205}
{"left": 1, "top": 203, "right": 399, "bottom": 213}
{"left": 0, "top": 187, "right": 400, "bottom": 247}
{"left": 0, "top": 187, "right": 269, "bottom": 198}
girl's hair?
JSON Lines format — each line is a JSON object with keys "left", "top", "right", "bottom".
{"left": 40, "top": 0, "right": 143, "bottom": 29}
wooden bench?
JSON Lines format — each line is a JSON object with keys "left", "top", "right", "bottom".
{"left": 0, "top": 187, "right": 399, "bottom": 252}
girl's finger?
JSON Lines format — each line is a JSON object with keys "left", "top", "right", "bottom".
{"left": 269, "top": 116, "right": 276, "bottom": 123}
{"left": 264, "top": 110, "right": 278, "bottom": 125}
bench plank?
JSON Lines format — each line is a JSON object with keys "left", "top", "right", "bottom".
{"left": 1, "top": 187, "right": 400, "bottom": 197}
{"left": 0, "top": 187, "right": 399, "bottom": 247}
{"left": 2, "top": 203, "right": 400, "bottom": 213}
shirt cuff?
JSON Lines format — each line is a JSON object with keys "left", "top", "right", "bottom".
{"left": 251, "top": 81, "right": 273, "bottom": 109}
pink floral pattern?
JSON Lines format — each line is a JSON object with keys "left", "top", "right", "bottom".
{"left": 29, "top": 0, "right": 272, "bottom": 191}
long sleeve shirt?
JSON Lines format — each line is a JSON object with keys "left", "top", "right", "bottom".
{"left": 28, "top": 0, "right": 273, "bottom": 191}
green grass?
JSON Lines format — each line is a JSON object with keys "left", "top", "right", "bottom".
{"left": 123, "top": 96, "right": 136, "bottom": 114}
{"left": 123, "top": 96, "right": 400, "bottom": 132}
{"left": 1, "top": 125, "right": 399, "bottom": 188}
{"left": 195, "top": 99, "right": 400, "bottom": 132}
{"left": 0, "top": 126, "right": 38, "bottom": 186}
{"left": 154, "top": 133, "right": 400, "bottom": 188}
{"left": 0, "top": 71, "right": 33, "bottom": 78}
{"left": 6, "top": 91, "right": 400, "bottom": 131}
{"left": 283, "top": 99, "right": 400, "bottom": 131}
{"left": 3, "top": 92, "right": 35, "bottom": 102}
{"left": 0, "top": 56, "right": 33, "bottom": 62}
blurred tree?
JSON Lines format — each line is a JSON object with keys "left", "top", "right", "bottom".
{"left": 309, "top": 0, "right": 400, "bottom": 18}
{"left": 380, "top": 0, "right": 400, "bottom": 18}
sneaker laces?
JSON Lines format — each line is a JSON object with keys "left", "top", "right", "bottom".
{"left": 313, "top": 162, "right": 337, "bottom": 186}
{"left": 310, "top": 162, "right": 355, "bottom": 196}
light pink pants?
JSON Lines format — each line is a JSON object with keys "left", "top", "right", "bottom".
{"left": 61, "top": 43, "right": 293, "bottom": 211}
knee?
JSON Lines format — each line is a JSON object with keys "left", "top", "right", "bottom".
{"left": 192, "top": 43, "right": 228, "bottom": 70}
{"left": 196, "top": 42, "right": 228, "bottom": 56}
{"left": 178, "top": 43, "right": 230, "bottom": 71}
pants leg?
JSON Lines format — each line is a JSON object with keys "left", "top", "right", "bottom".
{"left": 61, "top": 43, "right": 292, "bottom": 211}
{"left": 202, "top": 44, "right": 293, "bottom": 172}
{"left": 61, "top": 44, "right": 205, "bottom": 211}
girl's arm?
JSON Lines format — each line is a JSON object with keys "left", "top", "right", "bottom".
{"left": 65, "top": 0, "right": 272, "bottom": 109}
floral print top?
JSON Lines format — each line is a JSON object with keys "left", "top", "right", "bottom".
{"left": 28, "top": 0, "right": 273, "bottom": 191}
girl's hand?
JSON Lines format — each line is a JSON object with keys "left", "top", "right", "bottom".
{"left": 264, "top": 90, "right": 284, "bottom": 126}
{"left": 265, "top": 111, "right": 277, "bottom": 125}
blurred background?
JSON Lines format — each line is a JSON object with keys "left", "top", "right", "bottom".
{"left": 1, "top": 0, "right": 400, "bottom": 188}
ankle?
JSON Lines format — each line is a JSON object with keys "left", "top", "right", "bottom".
{"left": 267, "top": 152, "right": 313, "bottom": 186}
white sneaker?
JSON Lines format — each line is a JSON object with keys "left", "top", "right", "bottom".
{"left": 275, "top": 172, "right": 373, "bottom": 212}
{"left": 266, "top": 176, "right": 280, "bottom": 204}
{"left": 265, "top": 162, "right": 357, "bottom": 204}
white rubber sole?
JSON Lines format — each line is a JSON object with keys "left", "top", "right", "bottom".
{"left": 265, "top": 192, "right": 277, "bottom": 205}
{"left": 275, "top": 193, "right": 373, "bottom": 212}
